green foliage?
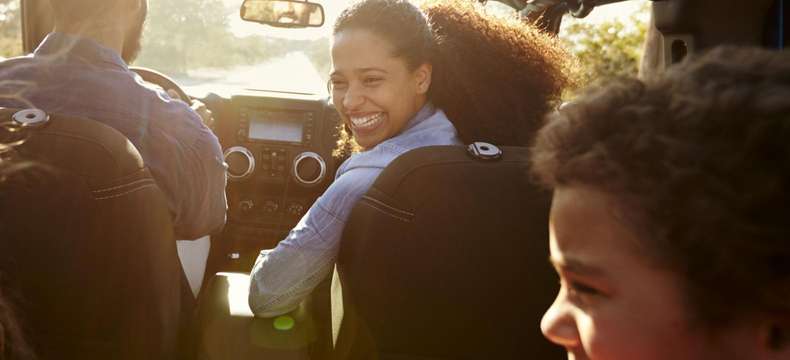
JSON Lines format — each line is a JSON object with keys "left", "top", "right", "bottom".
{"left": 0, "top": 0, "right": 22, "bottom": 59}
{"left": 560, "top": 5, "right": 648, "bottom": 87}
{"left": 136, "top": 0, "right": 330, "bottom": 77}
{"left": 138, "top": 0, "right": 237, "bottom": 73}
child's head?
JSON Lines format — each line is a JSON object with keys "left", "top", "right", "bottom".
{"left": 531, "top": 46, "right": 790, "bottom": 359}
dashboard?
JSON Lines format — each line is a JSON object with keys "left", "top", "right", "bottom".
{"left": 209, "top": 90, "right": 342, "bottom": 267}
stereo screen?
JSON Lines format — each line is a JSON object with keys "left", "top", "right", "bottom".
{"left": 249, "top": 116, "right": 303, "bottom": 143}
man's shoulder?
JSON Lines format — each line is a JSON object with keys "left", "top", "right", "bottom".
{"left": 0, "top": 55, "right": 37, "bottom": 74}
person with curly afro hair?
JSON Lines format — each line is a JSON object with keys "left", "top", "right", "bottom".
{"left": 251, "top": 0, "right": 574, "bottom": 319}
{"left": 532, "top": 46, "right": 790, "bottom": 360}
{"left": 331, "top": 0, "right": 575, "bottom": 156}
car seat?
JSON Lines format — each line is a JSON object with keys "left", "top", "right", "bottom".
{"left": 0, "top": 108, "right": 192, "bottom": 360}
{"left": 333, "top": 144, "right": 564, "bottom": 359}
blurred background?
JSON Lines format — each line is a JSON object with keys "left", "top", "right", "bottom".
{"left": 0, "top": 0, "right": 649, "bottom": 97}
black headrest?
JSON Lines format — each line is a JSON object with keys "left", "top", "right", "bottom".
{"left": 336, "top": 145, "right": 563, "bottom": 359}
{"left": 1, "top": 107, "right": 146, "bottom": 188}
{"left": 0, "top": 108, "right": 186, "bottom": 360}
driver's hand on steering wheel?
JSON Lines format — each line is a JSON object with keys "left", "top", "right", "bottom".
{"left": 167, "top": 89, "right": 215, "bottom": 128}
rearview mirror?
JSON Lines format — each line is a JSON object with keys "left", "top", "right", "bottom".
{"left": 240, "top": 0, "right": 325, "bottom": 28}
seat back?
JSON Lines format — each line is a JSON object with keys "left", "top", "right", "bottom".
{"left": 335, "top": 145, "right": 563, "bottom": 359}
{"left": 0, "top": 108, "right": 190, "bottom": 360}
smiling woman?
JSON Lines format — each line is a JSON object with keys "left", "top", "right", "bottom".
{"left": 248, "top": 0, "right": 574, "bottom": 321}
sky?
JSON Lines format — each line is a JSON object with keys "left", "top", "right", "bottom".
{"left": 225, "top": 0, "right": 648, "bottom": 40}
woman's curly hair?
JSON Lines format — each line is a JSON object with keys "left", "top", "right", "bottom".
{"left": 424, "top": 0, "right": 575, "bottom": 145}
{"left": 331, "top": 0, "right": 575, "bottom": 156}
{"left": 531, "top": 46, "right": 790, "bottom": 326}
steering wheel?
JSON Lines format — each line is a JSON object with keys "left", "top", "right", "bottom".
{"left": 129, "top": 66, "right": 190, "bottom": 102}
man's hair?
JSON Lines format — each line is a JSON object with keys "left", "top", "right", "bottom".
{"left": 531, "top": 46, "right": 790, "bottom": 326}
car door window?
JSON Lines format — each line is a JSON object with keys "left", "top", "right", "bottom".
{"left": 0, "top": 0, "right": 22, "bottom": 59}
{"left": 481, "top": 1, "right": 649, "bottom": 88}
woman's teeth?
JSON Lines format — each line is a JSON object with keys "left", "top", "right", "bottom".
{"left": 350, "top": 113, "right": 385, "bottom": 130}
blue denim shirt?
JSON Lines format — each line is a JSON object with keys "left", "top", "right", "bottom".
{"left": 249, "top": 103, "right": 462, "bottom": 317}
{"left": 0, "top": 32, "right": 227, "bottom": 239}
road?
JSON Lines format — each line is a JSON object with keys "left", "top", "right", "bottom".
{"left": 173, "top": 51, "right": 327, "bottom": 98}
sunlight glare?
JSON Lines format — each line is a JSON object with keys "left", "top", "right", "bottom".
{"left": 224, "top": 272, "right": 255, "bottom": 317}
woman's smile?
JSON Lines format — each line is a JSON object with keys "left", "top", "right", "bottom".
{"left": 349, "top": 112, "right": 387, "bottom": 132}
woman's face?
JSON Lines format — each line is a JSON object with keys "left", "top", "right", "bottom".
{"left": 542, "top": 186, "right": 761, "bottom": 360}
{"left": 330, "top": 28, "right": 431, "bottom": 149}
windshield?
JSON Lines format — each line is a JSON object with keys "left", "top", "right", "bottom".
{"left": 135, "top": 0, "right": 648, "bottom": 98}
{"left": 135, "top": 0, "right": 355, "bottom": 97}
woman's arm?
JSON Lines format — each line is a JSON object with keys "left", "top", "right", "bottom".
{"left": 248, "top": 167, "right": 380, "bottom": 317}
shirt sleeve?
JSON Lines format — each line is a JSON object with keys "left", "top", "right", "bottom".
{"left": 248, "top": 166, "right": 381, "bottom": 317}
{"left": 146, "top": 101, "right": 228, "bottom": 240}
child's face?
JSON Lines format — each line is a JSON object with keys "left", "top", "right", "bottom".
{"left": 541, "top": 186, "right": 755, "bottom": 360}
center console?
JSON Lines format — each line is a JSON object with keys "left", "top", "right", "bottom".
{"left": 212, "top": 92, "right": 341, "bottom": 268}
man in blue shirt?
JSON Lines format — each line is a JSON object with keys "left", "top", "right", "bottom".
{"left": 0, "top": 0, "right": 227, "bottom": 240}
{"left": 0, "top": 1, "right": 225, "bottom": 357}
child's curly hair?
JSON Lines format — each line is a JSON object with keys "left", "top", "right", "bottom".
{"left": 532, "top": 46, "right": 790, "bottom": 326}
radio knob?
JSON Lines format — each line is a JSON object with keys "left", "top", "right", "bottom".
{"left": 223, "top": 146, "right": 255, "bottom": 181}
{"left": 292, "top": 152, "right": 326, "bottom": 186}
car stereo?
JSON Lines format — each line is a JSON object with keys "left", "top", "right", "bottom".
{"left": 240, "top": 109, "right": 315, "bottom": 146}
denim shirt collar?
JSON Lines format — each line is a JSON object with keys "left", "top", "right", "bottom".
{"left": 34, "top": 32, "right": 128, "bottom": 71}
{"left": 337, "top": 102, "right": 461, "bottom": 176}
{"left": 399, "top": 102, "right": 437, "bottom": 135}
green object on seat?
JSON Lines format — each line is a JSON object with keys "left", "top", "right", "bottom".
{"left": 273, "top": 316, "right": 295, "bottom": 331}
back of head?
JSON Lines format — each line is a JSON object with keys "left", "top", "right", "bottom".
{"left": 0, "top": 134, "right": 86, "bottom": 359}
{"left": 0, "top": 154, "right": 52, "bottom": 360}
{"left": 0, "top": 163, "right": 38, "bottom": 360}
{"left": 532, "top": 46, "right": 790, "bottom": 326}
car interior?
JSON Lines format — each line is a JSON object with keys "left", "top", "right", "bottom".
{"left": 2, "top": 0, "right": 788, "bottom": 358}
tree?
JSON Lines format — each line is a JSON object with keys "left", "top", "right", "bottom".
{"left": 559, "top": 4, "right": 649, "bottom": 87}
{"left": 138, "top": 0, "right": 237, "bottom": 73}
{"left": 0, "top": 0, "right": 22, "bottom": 59}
